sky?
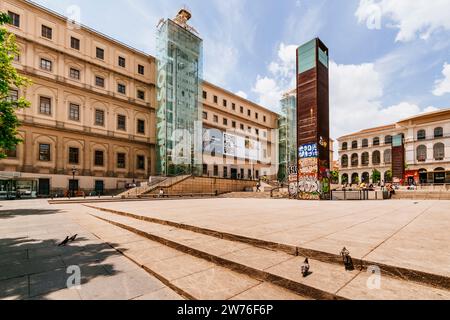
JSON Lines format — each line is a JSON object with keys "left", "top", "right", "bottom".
{"left": 33, "top": 0, "right": 450, "bottom": 140}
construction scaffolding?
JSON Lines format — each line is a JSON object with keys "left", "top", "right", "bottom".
{"left": 156, "top": 9, "right": 203, "bottom": 176}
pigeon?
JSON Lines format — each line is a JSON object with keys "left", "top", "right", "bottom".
{"left": 69, "top": 234, "right": 78, "bottom": 242}
{"left": 301, "top": 258, "right": 310, "bottom": 277}
{"left": 340, "top": 247, "right": 354, "bottom": 271}
{"left": 58, "top": 236, "right": 69, "bottom": 247}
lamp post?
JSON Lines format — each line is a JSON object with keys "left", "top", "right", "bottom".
{"left": 71, "top": 166, "right": 77, "bottom": 198}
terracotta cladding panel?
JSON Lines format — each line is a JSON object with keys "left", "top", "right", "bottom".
{"left": 392, "top": 146, "right": 405, "bottom": 181}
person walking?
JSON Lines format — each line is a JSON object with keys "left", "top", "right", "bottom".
{"left": 159, "top": 188, "right": 164, "bottom": 198}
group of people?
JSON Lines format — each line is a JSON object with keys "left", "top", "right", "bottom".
{"left": 341, "top": 181, "right": 398, "bottom": 198}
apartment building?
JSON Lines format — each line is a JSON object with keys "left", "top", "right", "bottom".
{"left": 0, "top": 0, "right": 156, "bottom": 196}
{"left": 0, "top": 0, "right": 280, "bottom": 198}
{"left": 338, "top": 109, "right": 450, "bottom": 185}
{"left": 201, "top": 81, "right": 279, "bottom": 180}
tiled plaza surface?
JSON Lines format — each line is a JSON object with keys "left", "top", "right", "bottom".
{"left": 1, "top": 198, "right": 449, "bottom": 300}
{"left": 91, "top": 198, "right": 450, "bottom": 278}
{"left": 0, "top": 199, "right": 182, "bottom": 300}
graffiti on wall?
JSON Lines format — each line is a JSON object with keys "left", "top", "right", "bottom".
{"left": 298, "top": 143, "right": 321, "bottom": 200}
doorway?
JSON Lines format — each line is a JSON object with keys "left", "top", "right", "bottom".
{"left": 95, "top": 180, "right": 104, "bottom": 196}
{"left": 38, "top": 179, "right": 50, "bottom": 197}
{"left": 231, "top": 168, "right": 238, "bottom": 180}
{"left": 68, "top": 179, "right": 79, "bottom": 197}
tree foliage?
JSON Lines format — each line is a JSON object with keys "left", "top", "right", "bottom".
{"left": 0, "top": 12, "right": 31, "bottom": 159}
{"left": 371, "top": 169, "right": 381, "bottom": 183}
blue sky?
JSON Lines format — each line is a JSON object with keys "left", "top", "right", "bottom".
{"left": 33, "top": 0, "right": 450, "bottom": 139}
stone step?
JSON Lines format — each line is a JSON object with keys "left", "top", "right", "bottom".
{"left": 84, "top": 205, "right": 450, "bottom": 291}
{"left": 77, "top": 207, "right": 307, "bottom": 300}
{"left": 85, "top": 207, "right": 450, "bottom": 300}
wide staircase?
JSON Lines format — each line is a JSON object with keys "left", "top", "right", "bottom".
{"left": 81, "top": 205, "right": 450, "bottom": 300}
{"left": 118, "top": 175, "right": 191, "bottom": 199}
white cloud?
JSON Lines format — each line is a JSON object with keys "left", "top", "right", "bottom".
{"left": 433, "top": 63, "right": 450, "bottom": 96}
{"left": 252, "top": 76, "right": 283, "bottom": 111}
{"left": 356, "top": 0, "right": 450, "bottom": 42}
{"left": 251, "top": 43, "right": 298, "bottom": 112}
{"left": 329, "top": 62, "right": 439, "bottom": 139}
{"left": 235, "top": 91, "right": 248, "bottom": 100}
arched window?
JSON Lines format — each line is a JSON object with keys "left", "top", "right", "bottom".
{"left": 351, "top": 153, "right": 359, "bottom": 167}
{"left": 434, "top": 168, "right": 445, "bottom": 184}
{"left": 342, "top": 142, "right": 348, "bottom": 151}
{"left": 417, "top": 145, "right": 427, "bottom": 162}
{"left": 384, "top": 149, "right": 392, "bottom": 164}
{"left": 361, "top": 152, "right": 369, "bottom": 166}
{"left": 417, "top": 130, "right": 426, "bottom": 141}
{"left": 362, "top": 172, "right": 370, "bottom": 183}
{"left": 434, "top": 127, "right": 443, "bottom": 138}
{"left": 352, "top": 141, "right": 358, "bottom": 149}
{"left": 385, "top": 135, "right": 393, "bottom": 145}
{"left": 419, "top": 169, "right": 428, "bottom": 184}
{"left": 372, "top": 151, "right": 381, "bottom": 165}
{"left": 341, "top": 174, "right": 349, "bottom": 184}
{"left": 362, "top": 139, "right": 369, "bottom": 148}
{"left": 434, "top": 143, "right": 445, "bottom": 160}
{"left": 341, "top": 155, "right": 349, "bottom": 168}
{"left": 351, "top": 173, "right": 359, "bottom": 184}
{"left": 373, "top": 137, "right": 380, "bottom": 146}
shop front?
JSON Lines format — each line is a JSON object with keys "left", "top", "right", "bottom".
{"left": 0, "top": 173, "right": 38, "bottom": 199}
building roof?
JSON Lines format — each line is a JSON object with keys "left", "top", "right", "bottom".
{"left": 396, "top": 108, "right": 450, "bottom": 124}
{"left": 25, "top": 0, "right": 151, "bottom": 58}
{"left": 203, "top": 81, "right": 280, "bottom": 117}
{"left": 24, "top": 0, "right": 276, "bottom": 118}
{"left": 338, "top": 124, "right": 396, "bottom": 140}
{"left": 338, "top": 107, "right": 450, "bottom": 140}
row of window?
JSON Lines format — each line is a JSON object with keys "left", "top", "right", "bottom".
{"left": 35, "top": 96, "right": 147, "bottom": 133}
{"left": 202, "top": 91, "right": 267, "bottom": 123}
{"left": 417, "top": 128, "right": 444, "bottom": 140}
{"left": 342, "top": 127, "right": 445, "bottom": 150}
{"left": 342, "top": 136, "right": 393, "bottom": 150}
{"left": 416, "top": 144, "right": 446, "bottom": 162}
{"left": 202, "top": 164, "right": 261, "bottom": 180}
{"left": 203, "top": 112, "right": 267, "bottom": 138}
{"left": 341, "top": 150, "right": 392, "bottom": 168}
{"left": 341, "top": 143, "right": 446, "bottom": 168}
{"left": 8, "top": 11, "right": 146, "bottom": 75}
{"left": 37, "top": 58, "right": 147, "bottom": 100}
{"left": 21, "top": 144, "right": 147, "bottom": 170}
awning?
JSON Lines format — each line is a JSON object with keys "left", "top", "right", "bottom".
{"left": 0, "top": 172, "right": 22, "bottom": 179}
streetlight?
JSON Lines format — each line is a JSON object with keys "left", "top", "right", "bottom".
{"left": 71, "top": 166, "right": 77, "bottom": 198}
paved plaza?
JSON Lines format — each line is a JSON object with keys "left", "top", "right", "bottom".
{"left": 91, "top": 198, "right": 450, "bottom": 278}
{"left": 0, "top": 198, "right": 449, "bottom": 300}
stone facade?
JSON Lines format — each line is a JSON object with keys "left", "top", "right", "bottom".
{"left": 338, "top": 109, "right": 450, "bottom": 185}
{"left": 0, "top": 0, "right": 279, "bottom": 195}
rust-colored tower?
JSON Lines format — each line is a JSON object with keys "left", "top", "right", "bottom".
{"left": 296, "top": 38, "right": 330, "bottom": 200}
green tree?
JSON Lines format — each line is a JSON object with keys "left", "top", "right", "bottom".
{"left": 385, "top": 170, "right": 393, "bottom": 183}
{"left": 371, "top": 169, "right": 381, "bottom": 183}
{"left": 331, "top": 170, "right": 339, "bottom": 184}
{"left": 0, "top": 13, "right": 31, "bottom": 159}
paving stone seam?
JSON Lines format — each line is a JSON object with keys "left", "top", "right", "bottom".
{"left": 360, "top": 203, "right": 434, "bottom": 261}
{"left": 299, "top": 202, "right": 420, "bottom": 247}
{"left": 89, "top": 213, "right": 345, "bottom": 301}
{"left": 83, "top": 227, "right": 195, "bottom": 300}
{"left": 85, "top": 205, "right": 450, "bottom": 291}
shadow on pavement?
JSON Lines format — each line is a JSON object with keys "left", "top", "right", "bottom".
{"left": 0, "top": 209, "right": 61, "bottom": 220}
{"left": 0, "top": 235, "right": 129, "bottom": 300}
